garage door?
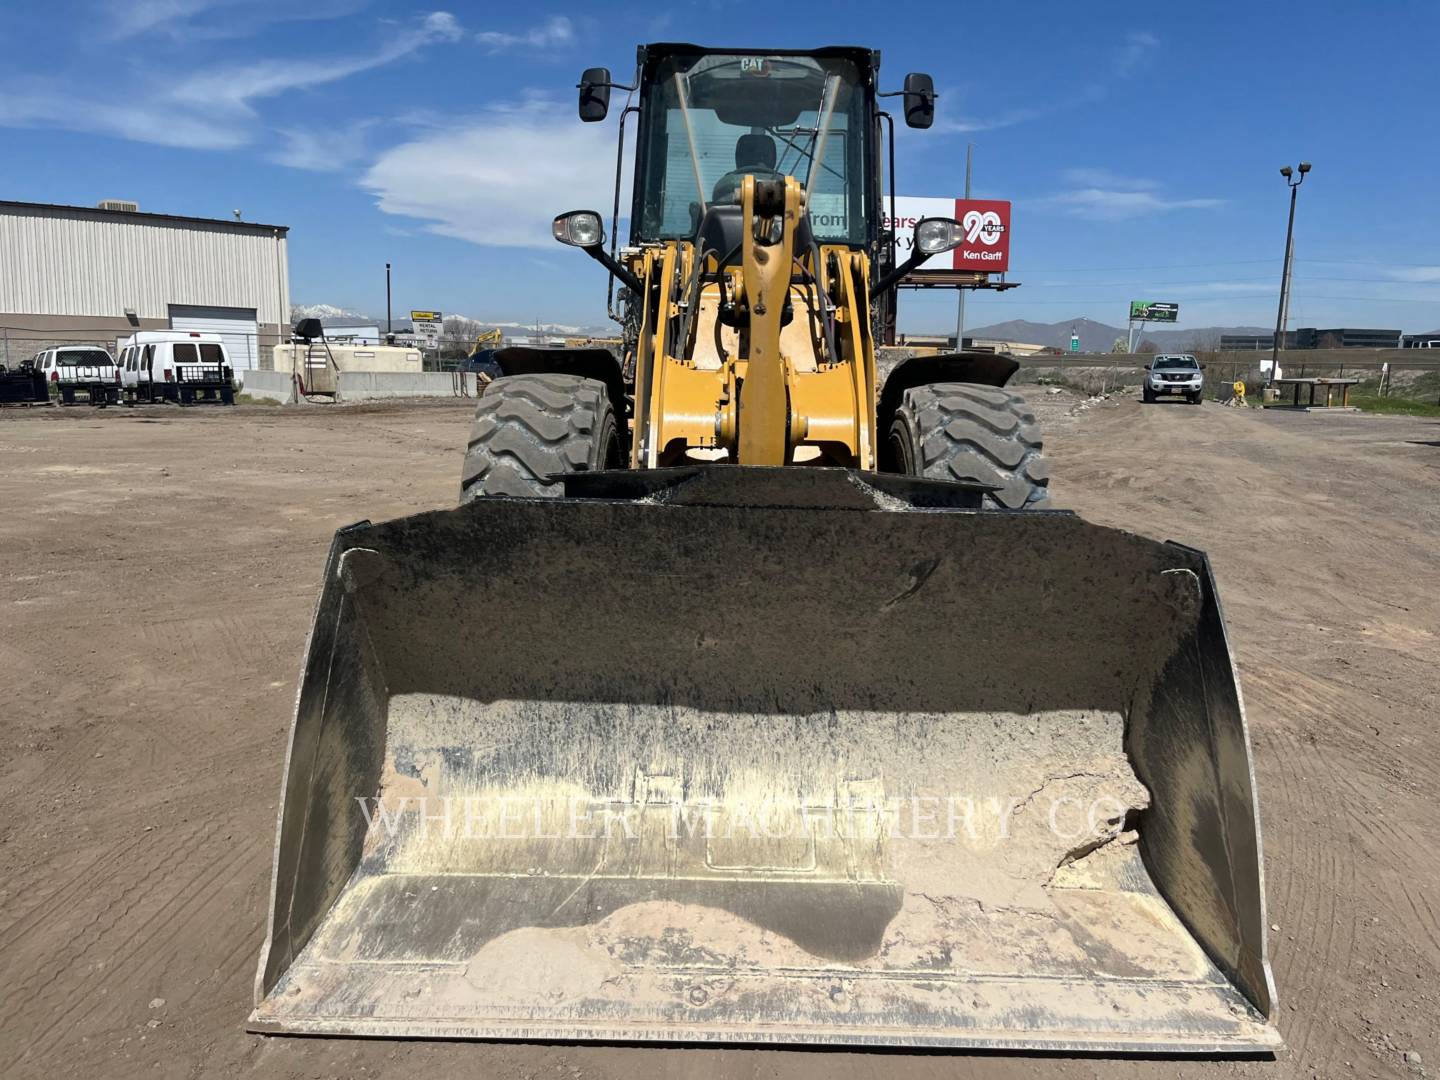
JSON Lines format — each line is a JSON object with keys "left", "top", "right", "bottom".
{"left": 168, "top": 305, "right": 259, "bottom": 371}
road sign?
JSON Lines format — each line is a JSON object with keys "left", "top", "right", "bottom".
{"left": 1070, "top": 334, "right": 1080, "bottom": 353}
{"left": 410, "top": 310, "right": 443, "bottom": 346}
{"left": 1129, "top": 301, "right": 1179, "bottom": 322}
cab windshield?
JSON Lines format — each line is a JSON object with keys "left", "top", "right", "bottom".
{"left": 1154, "top": 357, "right": 1199, "bottom": 370}
{"left": 635, "top": 53, "right": 870, "bottom": 245}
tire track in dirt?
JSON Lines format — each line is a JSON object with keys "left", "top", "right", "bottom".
{"left": 3, "top": 821, "right": 265, "bottom": 1072}
{"left": 0, "top": 831, "right": 152, "bottom": 954}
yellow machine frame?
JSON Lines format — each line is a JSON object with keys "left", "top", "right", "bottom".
{"left": 625, "top": 177, "right": 876, "bottom": 469}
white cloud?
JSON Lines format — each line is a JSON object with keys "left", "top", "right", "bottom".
{"left": 362, "top": 98, "right": 628, "bottom": 248}
{"left": 1039, "top": 170, "right": 1224, "bottom": 220}
{"left": 1044, "top": 187, "right": 1225, "bottom": 220}
{"left": 933, "top": 83, "right": 1105, "bottom": 135}
{"left": 1181, "top": 282, "right": 1273, "bottom": 294}
{"left": 1387, "top": 266, "right": 1440, "bottom": 283}
{"left": 932, "top": 104, "right": 1048, "bottom": 135}
{"left": 1115, "top": 31, "right": 1160, "bottom": 76}
{"left": 0, "top": 11, "right": 462, "bottom": 152}
{"left": 104, "top": 0, "right": 365, "bottom": 42}
{"left": 474, "top": 16, "right": 573, "bottom": 53}
{"left": 106, "top": 0, "right": 231, "bottom": 39}
{"left": 0, "top": 89, "right": 244, "bottom": 149}
{"left": 271, "top": 119, "right": 379, "bottom": 170}
{"left": 934, "top": 31, "right": 1156, "bottom": 137}
{"left": 1059, "top": 168, "right": 1158, "bottom": 191}
{"left": 169, "top": 12, "right": 463, "bottom": 114}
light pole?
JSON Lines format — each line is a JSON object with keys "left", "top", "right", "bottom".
{"left": 954, "top": 142, "right": 973, "bottom": 350}
{"left": 1269, "top": 161, "right": 1310, "bottom": 385}
{"left": 385, "top": 262, "right": 393, "bottom": 336}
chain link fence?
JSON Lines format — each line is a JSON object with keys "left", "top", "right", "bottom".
{"left": 1007, "top": 350, "right": 1440, "bottom": 411}
{"left": 7, "top": 326, "right": 1437, "bottom": 413}
{"left": 0, "top": 323, "right": 289, "bottom": 373}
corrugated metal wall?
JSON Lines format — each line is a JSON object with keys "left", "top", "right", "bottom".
{"left": 0, "top": 205, "right": 289, "bottom": 325}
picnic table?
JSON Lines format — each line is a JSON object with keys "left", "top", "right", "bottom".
{"left": 1267, "top": 377, "right": 1359, "bottom": 409}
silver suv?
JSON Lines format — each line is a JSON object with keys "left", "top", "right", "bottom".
{"left": 1143, "top": 354, "right": 1204, "bottom": 405}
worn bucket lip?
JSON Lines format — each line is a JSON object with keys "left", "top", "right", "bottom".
{"left": 246, "top": 1012, "right": 1281, "bottom": 1054}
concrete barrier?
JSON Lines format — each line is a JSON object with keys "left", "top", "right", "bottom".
{"left": 239, "top": 369, "right": 297, "bottom": 404}
{"left": 336, "top": 371, "right": 477, "bottom": 401}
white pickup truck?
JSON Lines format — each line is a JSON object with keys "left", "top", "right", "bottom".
{"left": 1142, "top": 354, "right": 1205, "bottom": 405}
{"left": 32, "top": 346, "right": 121, "bottom": 406}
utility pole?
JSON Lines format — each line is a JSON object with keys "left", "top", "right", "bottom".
{"left": 1269, "top": 162, "right": 1310, "bottom": 385}
{"left": 385, "top": 263, "right": 393, "bottom": 335}
{"left": 954, "top": 143, "right": 973, "bottom": 351}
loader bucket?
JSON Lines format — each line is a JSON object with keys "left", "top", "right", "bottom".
{"left": 251, "top": 467, "right": 1279, "bottom": 1053}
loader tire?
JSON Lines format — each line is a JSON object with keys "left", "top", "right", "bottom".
{"left": 888, "top": 383, "right": 1050, "bottom": 509}
{"left": 460, "top": 374, "right": 620, "bottom": 501}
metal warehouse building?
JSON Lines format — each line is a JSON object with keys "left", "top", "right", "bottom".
{"left": 0, "top": 200, "right": 289, "bottom": 370}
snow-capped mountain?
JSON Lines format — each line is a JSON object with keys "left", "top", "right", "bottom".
{"left": 290, "top": 304, "right": 612, "bottom": 337}
{"left": 290, "top": 303, "right": 371, "bottom": 321}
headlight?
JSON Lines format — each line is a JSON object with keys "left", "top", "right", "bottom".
{"left": 552, "top": 210, "right": 604, "bottom": 248}
{"left": 914, "top": 217, "right": 963, "bottom": 255}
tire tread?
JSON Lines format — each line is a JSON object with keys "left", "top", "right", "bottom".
{"left": 459, "top": 374, "right": 615, "bottom": 500}
{"left": 893, "top": 383, "right": 1049, "bottom": 509}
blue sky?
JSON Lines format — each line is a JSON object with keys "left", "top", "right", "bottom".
{"left": 2, "top": 0, "right": 1438, "bottom": 335}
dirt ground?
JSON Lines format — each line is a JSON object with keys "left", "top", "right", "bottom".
{"left": 1, "top": 392, "right": 1436, "bottom": 1079}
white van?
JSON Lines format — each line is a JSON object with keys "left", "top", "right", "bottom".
{"left": 116, "top": 331, "right": 236, "bottom": 405}
{"left": 31, "top": 345, "right": 120, "bottom": 405}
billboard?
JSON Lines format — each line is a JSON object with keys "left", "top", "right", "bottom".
{"left": 882, "top": 197, "right": 1012, "bottom": 273}
{"left": 1130, "top": 301, "right": 1179, "bottom": 322}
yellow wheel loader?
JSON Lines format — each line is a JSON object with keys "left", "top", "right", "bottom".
{"left": 252, "top": 44, "right": 1280, "bottom": 1054}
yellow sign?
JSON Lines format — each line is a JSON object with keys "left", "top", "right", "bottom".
{"left": 410, "top": 310, "right": 441, "bottom": 321}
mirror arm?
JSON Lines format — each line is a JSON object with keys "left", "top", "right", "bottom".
{"left": 576, "top": 78, "right": 638, "bottom": 92}
{"left": 583, "top": 245, "right": 643, "bottom": 296}
{"left": 869, "top": 248, "right": 928, "bottom": 300}
{"left": 876, "top": 87, "right": 939, "bottom": 101}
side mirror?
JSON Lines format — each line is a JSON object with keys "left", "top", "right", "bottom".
{"left": 552, "top": 210, "right": 605, "bottom": 249}
{"left": 578, "top": 68, "right": 611, "bottom": 122}
{"left": 902, "top": 72, "right": 935, "bottom": 129}
{"left": 1200, "top": 363, "right": 1207, "bottom": 370}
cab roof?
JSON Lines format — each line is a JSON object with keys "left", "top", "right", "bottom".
{"left": 638, "top": 43, "right": 881, "bottom": 74}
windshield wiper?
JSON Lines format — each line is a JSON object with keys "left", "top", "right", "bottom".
{"left": 672, "top": 72, "right": 707, "bottom": 215}
{"left": 804, "top": 75, "right": 840, "bottom": 202}
{"left": 771, "top": 125, "right": 846, "bottom": 187}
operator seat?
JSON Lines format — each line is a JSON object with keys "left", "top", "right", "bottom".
{"left": 711, "top": 132, "right": 784, "bottom": 204}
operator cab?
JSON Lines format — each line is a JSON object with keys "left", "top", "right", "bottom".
{"left": 630, "top": 48, "right": 878, "bottom": 249}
